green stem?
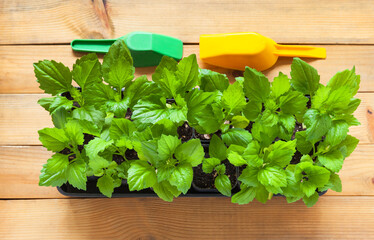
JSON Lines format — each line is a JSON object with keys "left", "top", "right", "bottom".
{"left": 69, "top": 87, "right": 84, "bottom": 107}
{"left": 225, "top": 109, "right": 232, "bottom": 120}
{"left": 115, "top": 147, "right": 126, "bottom": 157}
{"left": 68, "top": 144, "right": 82, "bottom": 160}
{"left": 118, "top": 87, "right": 122, "bottom": 100}
{"left": 69, "top": 159, "right": 77, "bottom": 164}
{"left": 74, "top": 148, "right": 82, "bottom": 160}
{"left": 312, "top": 144, "right": 316, "bottom": 156}
{"left": 268, "top": 192, "right": 273, "bottom": 200}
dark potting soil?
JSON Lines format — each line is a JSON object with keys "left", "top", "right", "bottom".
{"left": 306, "top": 96, "right": 312, "bottom": 109}
{"left": 113, "top": 149, "right": 138, "bottom": 164}
{"left": 76, "top": 134, "right": 95, "bottom": 152}
{"left": 290, "top": 150, "right": 303, "bottom": 164}
{"left": 292, "top": 121, "right": 305, "bottom": 139}
{"left": 196, "top": 133, "right": 212, "bottom": 141}
{"left": 113, "top": 154, "right": 125, "bottom": 164}
{"left": 195, "top": 130, "right": 222, "bottom": 141}
{"left": 59, "top": 148, "right": 72, "bottom": 155}
{"left": 59, "top": 148, "right": 76, "bottom": 162}
{"left": 83, "top": 133, "right": 95, "bottom": 144}
{"left": 238, "top": 165, "right": 246, "bottom": 177}
{"left": 61, "top": 91, "right": 73, "bottom": 100}
{"left": 60, "top": 91, "right": 80, "bottom": 108}
{"left": 193, "top": 160, "right": 237, "bottom": 190}
{"left": 245, "top": 121, "right": 254, "bottom": 133}
{"left": 177, "top": 122, "right": 193, "bottom": 141}
{"left": 125, "top": 108, "right": 132, "bottom": 119}
{"left": 125, "top": 149, "right": 138, "bottom": 160}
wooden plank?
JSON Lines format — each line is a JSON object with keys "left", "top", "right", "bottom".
{"left": 1, "top": 45, "right": 374, "bottom": 93}
{"left": 0, "top": 144, "right": 373, "bottom": 199}
{"left": 0, "top": 197, "right": 374, "bottom": 239}
{"left": 0, "top": 93, "right": 373, "bottom": 145}
{"left": 0, "top": 146, "right": 64, "bottom": 198}
{"left": 0, "top": 94, "right": 53, "bottom": 145}
{"left": 328, "top": 144, "right": 374, "bottom": 196}
{"left": 1, "top": 0, "right": 374, "bottom": 44}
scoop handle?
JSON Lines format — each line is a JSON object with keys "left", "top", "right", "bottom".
{"left": 71, "top": 39, "right": 118, "bottom": 53}
{"left": 274, "top": 44, "right": 326, "bottom": 59}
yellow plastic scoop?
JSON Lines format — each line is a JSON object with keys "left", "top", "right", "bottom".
{"left": 200, "top": 32, "right": 326, "bottom": 71}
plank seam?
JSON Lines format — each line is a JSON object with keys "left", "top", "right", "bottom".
{"left": 3, "top": 43, "right": 374, "bottom": 46}
{"left": 1, "top": 195, "right": 374, "bottom": 201}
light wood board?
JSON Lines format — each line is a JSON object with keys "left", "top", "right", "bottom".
{"left": 1, "top": 144, "right": 373, "bottom": 199}
{"left": 1, "top": 45, "right": 374, "bottom": 93}
{"left": 1, "top": 0, "right": 374, "bottom": 237}
{"left": 0, "top": 197, "right": 374, "bottom": 239}
{"left": 1, "top": 0, "right": 374, "bottom": 44}
{"left": 0, "top": 93, "right": 372, "bottom": 145}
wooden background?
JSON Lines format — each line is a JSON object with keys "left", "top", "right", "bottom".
{"left": 1, "top": 0, "right": 374, "bottom": 239}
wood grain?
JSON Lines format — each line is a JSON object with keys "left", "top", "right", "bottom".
{"left": 0, "top": 146, "right": 64, "bottom": 198}
{"left": 0, "top": 144, "right": 373, "bottom": 199}
{"left": 0, "top": 94, "right": 53, "bottom": 145}
{"left": 1, "top": 0, "right": 373, "bottom": 237}
{"left": 0, "top": 93, "right": 372, "bottom": 145}
{"left": 1, "top": 0, "right": 374, "bottom": 44}
{"left": 331, "top": 144, "right": 374, "bottom": 196}
{"left": 1, "top": 45, "right": 374, "bottom": 93}
{"left": 0, "top": 197, "right": 374, "bottom": 239}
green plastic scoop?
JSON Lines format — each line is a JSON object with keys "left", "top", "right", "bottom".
{"left": 71, "top": 31, "right": 183, "bottom": 67}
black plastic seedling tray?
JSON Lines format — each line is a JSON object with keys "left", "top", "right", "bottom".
{"left": 58, "top": 91, "right": 326, "bottom": 198}
{"left": 57, "top": 178, "right": 240, "bottom": 198}
{"left": 57, "top": 155, "right": 327, "bottom": 198}
{"left": 57, "top": 181, "right": 327, "bottom": 198}
{"left": 57, "top": 143, "right": 244, "bottom": 198}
